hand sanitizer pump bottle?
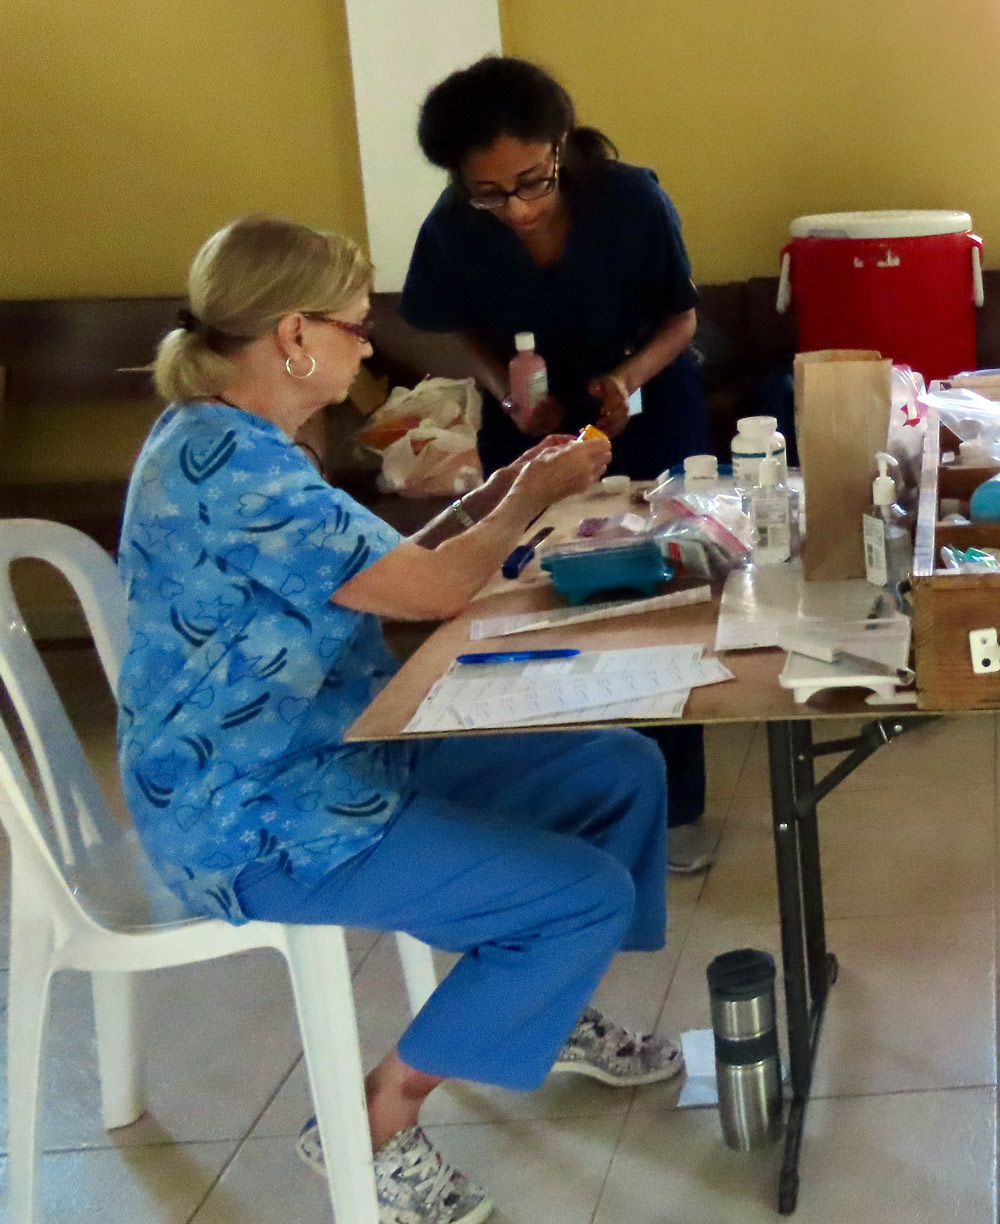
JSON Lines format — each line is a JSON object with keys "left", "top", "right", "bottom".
{"left": 750, "top": 441, "right": 792, "bottom": 564}
{"left": 863, "top": 452, "right": 912, "bottom": 588}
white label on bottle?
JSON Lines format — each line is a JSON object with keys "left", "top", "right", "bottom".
{"left": 733, "top": 455, "right": 760, "bottom": 490}
{"left": 526, "top": 368, "right": 548, "bottom": 409}
{"left": 733, "top": 446, "right": 786, "bottom": 489}
{"left": 863, "top": 514, "right": 888, "bottom": 586}
{"left": 627, "top": 387, "right": 643, "bottom": 417}
{"left": 752, "top": 493, "right": 791, "bottom": 561}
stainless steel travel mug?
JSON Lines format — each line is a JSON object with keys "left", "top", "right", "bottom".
{"left": 707, "top": 948, "right": 783, "bottom": 1150}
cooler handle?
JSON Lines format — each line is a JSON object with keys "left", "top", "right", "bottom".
{"left": 971, "top": 236, "right": 984, "bottom": 308}
{"left": 776, "top": 248, "right": 792, "bottom": 314}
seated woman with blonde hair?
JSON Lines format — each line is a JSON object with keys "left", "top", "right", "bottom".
{"left": 118, "top": 214, "right": 682, "bottom": 1224}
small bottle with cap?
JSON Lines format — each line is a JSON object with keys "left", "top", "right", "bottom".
{"left": 683, "top": 453, "right": 720, "bottom": 490}
{"left": 508, "top": 332, "right": 548, "bottom": 429}
{"left": 731, "top": 416, "right": 787, "bottom": 492}
{"left": 750, "top": 440, "right": 791, "bottom": 564}
{"left": 863, "top": 452, "right": 912, "bottom": 587}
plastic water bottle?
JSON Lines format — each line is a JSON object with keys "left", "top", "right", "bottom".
{"left": 508, "top": 332, "right": 548, "bottom": 427}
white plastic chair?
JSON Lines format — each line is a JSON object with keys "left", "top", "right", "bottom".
{"left": 0, "top": 518, "right": 438, "bottom": 1224}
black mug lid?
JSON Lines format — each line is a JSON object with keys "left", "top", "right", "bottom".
{"left": 707, "top": 948, "right": 776, "bottom": 999}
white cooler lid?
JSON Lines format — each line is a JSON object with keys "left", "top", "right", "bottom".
{"left": 789, "top": 209, "right": 972, "bottom": 239}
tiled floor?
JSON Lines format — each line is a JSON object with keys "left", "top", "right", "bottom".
{"left": 1, "top": 649, "right": 998, "bottom": 1223}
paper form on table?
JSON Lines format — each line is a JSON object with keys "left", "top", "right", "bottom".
{"left": 512, "top": 689, "right": 690, "bottom": 726}
{"left": 403, "top": 645, "right": 733, "bottom": 733}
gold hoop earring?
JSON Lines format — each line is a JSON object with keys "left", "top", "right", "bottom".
{"left": 285, "top": 355, "right": 317, "bottom": 380}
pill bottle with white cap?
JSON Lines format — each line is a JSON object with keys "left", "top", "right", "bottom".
{"left": 731, "top": 417, "right": 787, "bottom": 492}
{"left": 683, "top": 454, "right": 720, "bottom": 490}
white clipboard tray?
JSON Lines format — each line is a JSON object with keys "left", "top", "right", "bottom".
{"left": 778, "top": 619, "right": 916, "bottom": 705}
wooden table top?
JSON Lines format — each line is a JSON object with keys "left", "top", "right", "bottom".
{"left": 347, "top": 487, "right": 902, "bottom": 742}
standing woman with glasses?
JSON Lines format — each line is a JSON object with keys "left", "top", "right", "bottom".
{"left": 401, "top": 56, "right": 716, "bottom": 873}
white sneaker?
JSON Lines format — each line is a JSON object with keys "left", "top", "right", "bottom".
{"left": 549, "top": 1007, "right": 684, "bottom": 1087}
{"left": 667, "top": 822, "right": 718, "bottom": 874}
{"left": 296, "top": 1119, "right": 494, "bottom": 1224}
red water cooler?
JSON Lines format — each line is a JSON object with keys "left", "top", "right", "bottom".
{"left": 776, "top": 210, "right": 983, "bottom": 382}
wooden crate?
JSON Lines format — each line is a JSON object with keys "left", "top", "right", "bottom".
{"left": 913, "top": 411, "right": 1000, "bottom": 709}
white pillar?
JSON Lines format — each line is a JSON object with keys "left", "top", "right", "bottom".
{"left": 344, "top": 0, "right": 501, "bottom": 292}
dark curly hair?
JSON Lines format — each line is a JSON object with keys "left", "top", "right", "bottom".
{"left": 417, "top": 56, "right": 616, "bottom": 184}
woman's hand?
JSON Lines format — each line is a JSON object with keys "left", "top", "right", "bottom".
{"left": 510, "top": 434, "right": 577, "bottom": 468}
{"left": 335, "top": 436, "right": 609, "bottom": 621}
{"left": 502, "top": 393, "right": 564, "bottom": 436}
{"left": 511, "top": 435, "right": 612, "bottom": 512}
{"left": 479, "top": 434, "right": 577, "bottom": 503}
{"left": 588, "top": 374, "right": 631, "bottom": 438}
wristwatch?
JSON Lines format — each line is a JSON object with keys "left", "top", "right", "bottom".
{"left": 449, "top": 496, "right": 476, "bottom": 529}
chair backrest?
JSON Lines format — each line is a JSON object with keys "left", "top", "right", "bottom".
{"left": 0, "top": 519, "right": 189, "bottom": 930}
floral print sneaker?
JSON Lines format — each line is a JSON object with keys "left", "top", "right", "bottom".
{"left": 549, "top": 1007, "right": 685, "bottom": 1087}
{"left": 296, "top": 1118, "right": 493, "bottom": 1224}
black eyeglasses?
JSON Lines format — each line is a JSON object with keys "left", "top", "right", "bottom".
{"left": 303, "top": 313, "right": 374, "bottom": 342}
{"left": 466, "top": 148, "right": 560, "bottom": 212}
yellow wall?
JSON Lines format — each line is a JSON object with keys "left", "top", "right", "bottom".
{"left": 1, "top": 0, "right": 366, "bottom": 299}
{"left": 500, "top": 0, "right": 1000, "bottom": 282}
{"left": 6, "top": 1, "right": 1000, "bottom": 296}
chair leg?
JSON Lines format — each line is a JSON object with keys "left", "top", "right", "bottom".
{"left": 394, "top": 931, "right": 437, "bottom": 1017}
{"left": 92, "top": 970, "right": 147, "bottom": 1129}
{"left": 283, "top": 925, "right": 380, "bottom": 1224}
{"left": 7, "top": 913, "right": 56, "bottom": 1224}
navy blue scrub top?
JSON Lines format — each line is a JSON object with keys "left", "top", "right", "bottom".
{"left": 401, "top": 161, "right": 707, "bottom": 479}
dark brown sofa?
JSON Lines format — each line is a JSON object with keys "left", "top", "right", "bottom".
{"left": 4, "top": 275, "right": 999, "bottom": 554}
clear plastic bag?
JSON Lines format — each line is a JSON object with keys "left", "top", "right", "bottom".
{"left": 885, "top": 365, "right": 927, "bottom": 520}
{"left": 644, "top": 490, "right": 752, "bottom": 578}
{"left": 357, "top": 377, "right": 484, "bottom": 496}
{"left": 921, "top": 387, "right": 1000, "bottom": 461}
{"left": 649, "top": 489, "right": 753, "bottom": 549}
{"left": 940, "top": 544, "right": 1000, "bottom": 572}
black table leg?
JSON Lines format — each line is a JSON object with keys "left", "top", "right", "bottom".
{"left": 790, "top": 721, "right": 834, "bottom": 1011}
{"left": 766, "top": 720, "right": 836, "bottom": 1215}
{"left": 761, "top": 714, "right": 934, "bottom": 1212}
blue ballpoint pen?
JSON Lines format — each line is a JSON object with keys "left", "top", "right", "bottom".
{"left": 456, "top": 648, "right": 580, "bottom": 665}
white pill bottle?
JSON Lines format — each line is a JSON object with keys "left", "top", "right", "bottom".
{"left": 731, "top": 416, "right": 787, "bottom": 491}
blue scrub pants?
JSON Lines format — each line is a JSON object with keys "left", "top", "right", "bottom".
{"left": 234, "top": 728, "right": 667, "bottom": 1091}
{"left": 641, "top": 724, "right": 706, "bottom": 827}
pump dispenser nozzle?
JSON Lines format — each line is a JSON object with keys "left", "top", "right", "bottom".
{"left": 757, "top": 439, "right": 779, "bottom": 488}
{"left": 872, "top": 452, "right": 899, "bottom": 507}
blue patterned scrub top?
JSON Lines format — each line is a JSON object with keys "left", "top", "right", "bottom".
{"left": 117, "top": 402, "right": 413, "bottom": 923}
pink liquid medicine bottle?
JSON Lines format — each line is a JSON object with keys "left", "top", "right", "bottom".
{"left": 508, "top": 332, "right": 548, "bottom": 427}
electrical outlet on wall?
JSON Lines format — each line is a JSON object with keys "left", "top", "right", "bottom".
{"left": 969, "top": 629, "right": 1000, "bottom": 674}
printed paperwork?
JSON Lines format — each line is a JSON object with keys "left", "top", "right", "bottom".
{"left": 469, "top": 585, "right": 712, "bottom": 640}
{"left": 403, "top": 644, "right": 734, "bottom": 733}
{"left": 676, "top": 1030, "right": 720, "bottom": 1108}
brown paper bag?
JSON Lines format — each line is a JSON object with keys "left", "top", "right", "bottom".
{"left": 795, "top": 350, "right": 892, "bottom": 580}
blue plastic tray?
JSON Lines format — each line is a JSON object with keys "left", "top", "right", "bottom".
{"left": 540, "top": 541, "right": 674, "bottom": 605}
